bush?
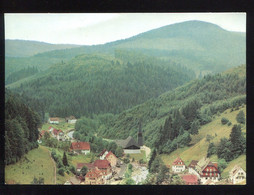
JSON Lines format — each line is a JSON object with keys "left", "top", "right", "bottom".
{"left": 123, "top": 158, "right": 130, "bottom": 164}
{"left": 221, "top": 117, "right": 229, "bottom": 125}
{"left": 236, "top": 110, "right": 245, "bottom": 124}
{"left": 58, "top": 168, "right": 65, "bottom": 176}
{"left": 227, "top": 121, "right": 232, "bottom": 126}
{"left": 218, "top": 159, "right": 228, "bottom": 173}
{"left": 128, "top": 164, "right": 133, "bottom": 171}
{"left": 139, "top": 159, "right": 145, "bottom": 164}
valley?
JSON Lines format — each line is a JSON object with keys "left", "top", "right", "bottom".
{"left": 4, "top": 19, "right": 246, "bottom": 185}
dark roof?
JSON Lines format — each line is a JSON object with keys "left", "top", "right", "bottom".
{"left": 188, "top": 160, "right": 198, "bottom": 168}
{"left": 99, "top": 149, "right": 107, "bottom": 157}
{"left": 115, "top": 136, "right": 140, "bottom": 149}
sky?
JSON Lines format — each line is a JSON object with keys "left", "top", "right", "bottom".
{"left": 5, "top": 13, "right": 246, "bottom": 45}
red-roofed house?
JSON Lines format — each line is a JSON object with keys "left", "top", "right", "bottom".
{"left": 195, "top": 157, "right": 220, "bottom": 184}
{"left": 85, "top": 167, "right": 104, "bottom": 185}
{"left": 93, "top": 159, "right": 112, "bottom": 179}
{"left": 48, "top": 117, "right": 60, "bottom": 124}
{"left": 105, "top": 151, "right": 118, "bottom": 167}
{"left": 70, "top": 142, "right": 90, "bottom": 155}
{"left": 172, "top": 157, "right": 186, "bottom": 173}
{"left": 76, "top": 163, "right": 95, "bottom": 173}
{"left": 51, "top": 129, "right": 65, "bottom": 141}
{"left": 99, "top": 149, "right": 109, "bottom": 160}
{"left": 181, "top": 174, "right": 199, "bottom": 185}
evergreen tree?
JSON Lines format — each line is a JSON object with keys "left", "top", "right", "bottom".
{"left": 236, "top": 110, "right": 245, "bottom": 124}
{"left": 229, "top": 124, "right": 245, "bottom": 158}
{"left": 207, "top": 142, "right": 216, "bottom": 157}
{"left": 80, "top": 166, "right": 88, "bottom": 177}
{"left": 62, "top": 152, "right": 68, "bottom": 166}
{"left": 148, "top": 149, "right": 157, "bottom": 171}
{"left": 190, "top": 119, "right": 200, "bottom": 135}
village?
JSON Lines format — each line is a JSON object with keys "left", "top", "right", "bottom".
{"left": 37, "top": 116, "right": 246, "bottom": 185}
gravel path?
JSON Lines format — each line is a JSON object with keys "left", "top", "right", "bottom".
{"left": 142, "top": 145, "right": 151, "bottom": 161}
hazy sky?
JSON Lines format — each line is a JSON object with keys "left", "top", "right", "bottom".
{"left": 5, "top": 13, "right": 246, "bottom": 45}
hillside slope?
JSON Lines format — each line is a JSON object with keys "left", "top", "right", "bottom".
{"left": 160, "top": 105, "right": 246, "bottom": 178}
{"left": 98, "top": 65, "right": 246, "bottom": 148}
{"left": 9, "top": 53, "right": 195, "bottom": 118}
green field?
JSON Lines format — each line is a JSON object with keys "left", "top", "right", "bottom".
{"left": 41, "top": 122, "right": 75, "bottom": 133}
{"left": 126, "top": 150, "right": 146, "bottom": 162}
{"left": 160, "top": 105, "right": 246, "bottom": 175}
{"left": 5, "top": 145, "right": 55, "bottom": 184}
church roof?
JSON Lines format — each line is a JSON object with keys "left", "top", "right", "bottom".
{"left": 115, "top": 136, "right": 140, "bottom": 149}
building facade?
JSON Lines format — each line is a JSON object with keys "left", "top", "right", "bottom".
{"left": 172, "top": 157, "right": 186, "bottom": 173}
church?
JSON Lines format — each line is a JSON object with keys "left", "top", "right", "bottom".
{"left": 115, "top": 122, "right": 144, "bottom": 154}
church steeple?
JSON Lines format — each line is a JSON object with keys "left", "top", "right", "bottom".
{"left": 137, "top": 120, "right": 143, "bottom": 146}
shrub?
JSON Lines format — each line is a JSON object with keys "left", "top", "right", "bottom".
{"left": 221, "top": 117, "right": 229, "bottom": 125}
{"left": 58, "top": 168, "right": 65, "bottom": 176}
{"left": 236, "top": 110, "right": 245, "bottom": 124}
{"left": 227, "top": 121, "right": 232, "bottom": 126}
{"left": 123, "top": 158, "right": 130, "bottom": 164}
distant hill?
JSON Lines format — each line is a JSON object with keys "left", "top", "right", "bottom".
{"left": 5, "top": 39, "right": 82, "bottom": 57}
{"left": 32, "top": 20, "right": 246, "bottom": 74}
{"left": 8, "top": 53, "right": 195, "bottom": 118}
{"left": 5, "top": 20, "right": 245, "bottom": 85}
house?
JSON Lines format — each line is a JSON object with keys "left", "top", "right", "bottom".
{"left": 181, "top": 174, "right": 199, "bottom": 185}
{"left": 85, "top": 167, "right": 104, "bottom": 185}
{"left": 66, "top": 116, "right": 77, "bottom": 124}
{"left": 115, "top": 136, "right": 140, "bottom": 154}
{"left": 105, "top": 151, "right": 118, "bottom": 167}
{"left": 172, "top": 157, "right": 186, "bottom": 173}
{"left": 76, "top": 163, "right": 95, "bottom": 174}
{"left": 99, "top": 149, "right": 109, "bottom": 160}
{"left": 188, "top": 160, "right": 199, "bottom": 175}
{"left": 70, "top": 142, "right": 90, "bottom": 155}
{"left": 52, "top": 129, "right": 65, "bottom": 141}
{"left": 229, "top": 165, "right": 246, "bottom": 184}
{"left": 38, "top": 130, "right": 49, "bottom": 140}
{"left": 195, "top": 157, "right": 220, "bottom": 184}
{"left": 93, "top": 159, "right": 112, "bottom": 179}
{"left": 48, "top": 117, "right": 60, "bottom": 124}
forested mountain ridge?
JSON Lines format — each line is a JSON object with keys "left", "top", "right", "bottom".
{"left": 5, "top": 39, "right": 82, "bottom": 57}
{"left": 9, "top": 53, "right": 195, "bottom": 119}
{"left": 5, "top": 20, "right": 245, "bottom": 84}
{"left": 98, "top": 65, "right": 246, "bottom": 150}
{"left": 5, "top": 89, "right": 41, "bottom": 165}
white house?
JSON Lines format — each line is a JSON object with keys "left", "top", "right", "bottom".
{"left": 70, "top": 142, "right": 90, "bottom": 155}
{"left": 48, "top": 117, "right": 60, "bottom": 124}
{"left": 229, "top": 165, "right": 246, "bottom": 184}
{"left": 172, "top": 157, "right": 186, "bottom": 173}
{"left": 99, "top": 149, "right": 109, "bottom": 160}
{"left": 66, "top": 116, "right": 77, "bottom": 124}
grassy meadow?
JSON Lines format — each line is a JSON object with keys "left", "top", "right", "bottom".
{"left": 160, "top": 105, "right": 246, "bottom": 172}
{"left": 5, "top": 145, "right": 55, "bottom": 184}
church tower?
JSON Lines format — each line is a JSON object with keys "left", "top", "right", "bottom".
{"left": 137, "top": 121, "right": 143, "bottom": 147}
